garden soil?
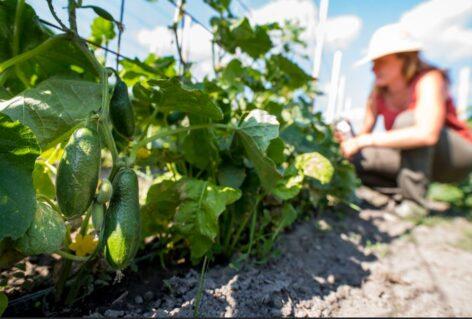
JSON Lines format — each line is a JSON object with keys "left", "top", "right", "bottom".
{"left": 86, "top": 202, "right": 472, "bottom": 317}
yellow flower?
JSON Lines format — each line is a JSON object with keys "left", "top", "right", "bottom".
{"left": 136, "top": 147, "right": 151, "bottom": 159}
{"left": 69, "top": 234, "right": 98, "bottom": 257}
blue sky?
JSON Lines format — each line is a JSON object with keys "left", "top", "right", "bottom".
{"left": 31, "top": 0, "right": 472, "bottom": 128}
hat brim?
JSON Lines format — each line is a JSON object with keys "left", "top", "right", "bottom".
{"left": 354, "top": 46, "right": 422, "bottom": 67}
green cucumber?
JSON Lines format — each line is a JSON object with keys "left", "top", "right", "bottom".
{"left": 103, "top": 168, "right": 140, "bottom": 269}
{"left": 96, "top": 179, "right": 113, "bottom": 204}
{"left": 91, "top": 201, "right": 105, "bottom": 231}
{"left": 56, "top": 123, "right": 101, "bottom": 217}
{"left": 110, "top": 79, "right": 135, "bottom": 138}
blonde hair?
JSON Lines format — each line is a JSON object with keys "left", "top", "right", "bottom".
{"left": 372, "top": 51, "right": 449, "bottom": 97}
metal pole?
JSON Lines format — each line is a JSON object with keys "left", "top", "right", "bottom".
{"left": 312, "top": 0, "right": 329, "bottom": 113}
{"left": 326, "top": 50, "right": 342, "bottom": 123}
{"left": 336, "top": 75, "right": 346, "bottom": 119}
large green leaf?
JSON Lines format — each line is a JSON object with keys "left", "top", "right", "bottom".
{"left": 236, "top": 130, "right": 282, "bottom": 192}
{"left": 0, "top": 1, "right": 97, "bottom": 94}
{"left": 236, "top": 109, "right": 281, "bottom": 191}
{"left": 182, "top": 116, "right": 220, "bottom": 170}
{"left": 148, "top": 78, "right": 223, "bottom": 120}
{"left": 212, "top": 17, "right": 272, "bottom": 59}
{"left": 239, "top": 109, "right": 279, "bottom": 151}
{"left": 174, "top": 178, "right": 241, "bottom": 261}
{"left": 15, "top": 201, "right": 66, "bottom": 255}
{"left": 0, "top": 0, "right": 47, "bottom": 63}
{"left": 0, "top": 113, "right": 40, "bottom": 241}
{"left": 141, "top": 179, "right": 180, "bottom": 236}
{"left": 295, "top": 152, "right": 334, "bottom": 185}
{"left": 217, "top": 164, "right": 246, "bottom": 189}
{"left": 267, "top": 54, "right": 312, "bottom": 89}
{"left": 32, "top": 162, "right": 55, "bottom": 198}
{"left": 0, "top": 77, "right": 101, "bottom": 148}
{"left": 266, "top": 137, "right": 286, "bottom": 165}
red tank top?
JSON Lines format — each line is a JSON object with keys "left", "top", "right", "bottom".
{"left": 376, "top": 71, "right": 472, "bottom": 143}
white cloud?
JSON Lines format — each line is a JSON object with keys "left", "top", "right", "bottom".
{"left": 399, "top": 0, "right": 472, "bottom": 61}
{"left": 136, "top": 0, "right": 362, "bottom": 78}
{"left": 250, "top": 0, "right": 362, "bottom": 52}
{"left": 324, "top": 15, "right": 362, "bottom": 51}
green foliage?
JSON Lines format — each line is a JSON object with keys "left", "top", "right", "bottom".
{"left": 0, "top": 113, "right": 40, "bottom": 241}
{"left": 15, "top": 201, "right": 66, "bottom": 255}
{"left": 211, "top": 17, "right": 273, "bottom": 59}
{"left": 427, "top": 183, "right": 464, "bottom": 204}
{"left": 149, "top": 78, "right": 223, "bottom": 120}
{"left": 0, "top": 77, "right": 102, "bottom": 149}
{"left": 174, "top": 179, "right": 241, "bottom": 261}
{"left": 0, "top": 291, "right": 7, "bottom": 316}
{"left": 295, "top": 152, "right": 334, "bottom": 185}
{"left": 90, "top": 17, "right": 116, "bottom": 46}
{"left": 0, "top": 1, "right": 97, "bottom": 94}
{"left": 0, "top": 0, "right": 359, "bottom": 294}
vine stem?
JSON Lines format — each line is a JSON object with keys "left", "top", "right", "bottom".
{"left": 194, "top": 255, "right": 209, "bottom": 318}
{"left": 12, "top": 0, "right": 24, "bottom": 56}
{"left": 0, "top": 35, "right": 67, "bottom": 73}
{"left": 55, "top": 250, "right": 89, "bottom": 262}
{"left": 72, "top": 37, "right": 119, "bottom": 177}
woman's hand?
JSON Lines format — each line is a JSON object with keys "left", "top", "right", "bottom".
{"left": 333, "top": 129, "right": 346, "bottom": 144}
{"left": 341, "top": 134, "right": 374, "bottom": 159}
{"left": 340, "top": 138, "right": 360, "bottom": 159}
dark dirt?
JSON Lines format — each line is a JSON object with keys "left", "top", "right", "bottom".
{"left": 86, "top": 200, "right": 472, "bottom": 317}
{"left": 4, "top": 190, "right": 472, "bottom": 317}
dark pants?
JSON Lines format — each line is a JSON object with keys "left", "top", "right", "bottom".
{"left": 352, "top": 111, "right": 472, "bottom": 204}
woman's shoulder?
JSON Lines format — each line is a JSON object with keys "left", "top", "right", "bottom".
{"left": 412, "top": 69, "right": 448, "bottom": 97}
{"left": 414, "top": 69, "right": 447, "bottom": 89}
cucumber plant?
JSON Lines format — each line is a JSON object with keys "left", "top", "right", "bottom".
{"left": 0, "top": 0, "right": 359, "bottom": 308}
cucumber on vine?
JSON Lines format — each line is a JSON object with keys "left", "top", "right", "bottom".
{"left": 103, "top": 168, "right": 141, "bottom": 270}
{"left": 91, "top": 201, "right": 105, "bottom": 232}
{"left": 110, "top": 79, "right": 135, "bottom": 139}
{"left": 56, "top": 122, "right": 101, "bottom": 217}
{"left": 96, "top": 179, "right": 113, "bottom": 204}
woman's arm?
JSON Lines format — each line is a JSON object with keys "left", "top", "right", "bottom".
{"left": 341, "top": 71, "right": 447, "bottom": 158}
{"left": 358, "top": 70, "right": 447, "bottom": 149}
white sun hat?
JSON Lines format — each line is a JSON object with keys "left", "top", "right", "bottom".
{"left": 355, "top": 23, "right": 423, "bottom": 66}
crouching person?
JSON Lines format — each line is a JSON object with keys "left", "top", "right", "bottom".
{"left": 338, "top": 24, "right": 472, "bottom": 213}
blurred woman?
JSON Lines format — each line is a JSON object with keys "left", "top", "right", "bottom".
{"left": 339, "top": 23, "right": 472, "bottom": 211}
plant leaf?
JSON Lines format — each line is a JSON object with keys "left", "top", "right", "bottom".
{"left": 90, "top": 17, "right": 116, "bottom": 45}
{"left": 15, "top": 201, "right": 66, "bottom": 255}
{"left": 149, "top": 78, "right": 223, "bottom": 120}
{"left": 217, "top": 165, "right": 246, "bottom": 189}
{"left": 174, "top": 178, "right": 241, "bottom": 261}
{"left": 295, "top": 152, "right": 334, "bottom": 185}
{"left": 0, "top": 113, "right": 40, "bottom": 241}
{"left": 0, "top": 77, "right": 101, "bottom": 149}
{"left": 141, "top": 179, "right": 180, "bottom": 236}
{"left": 0, "top": 291, "right": 7, "bottom": 316}
{"left": 239, "top": 109, "right": 279, "bottom": 152}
